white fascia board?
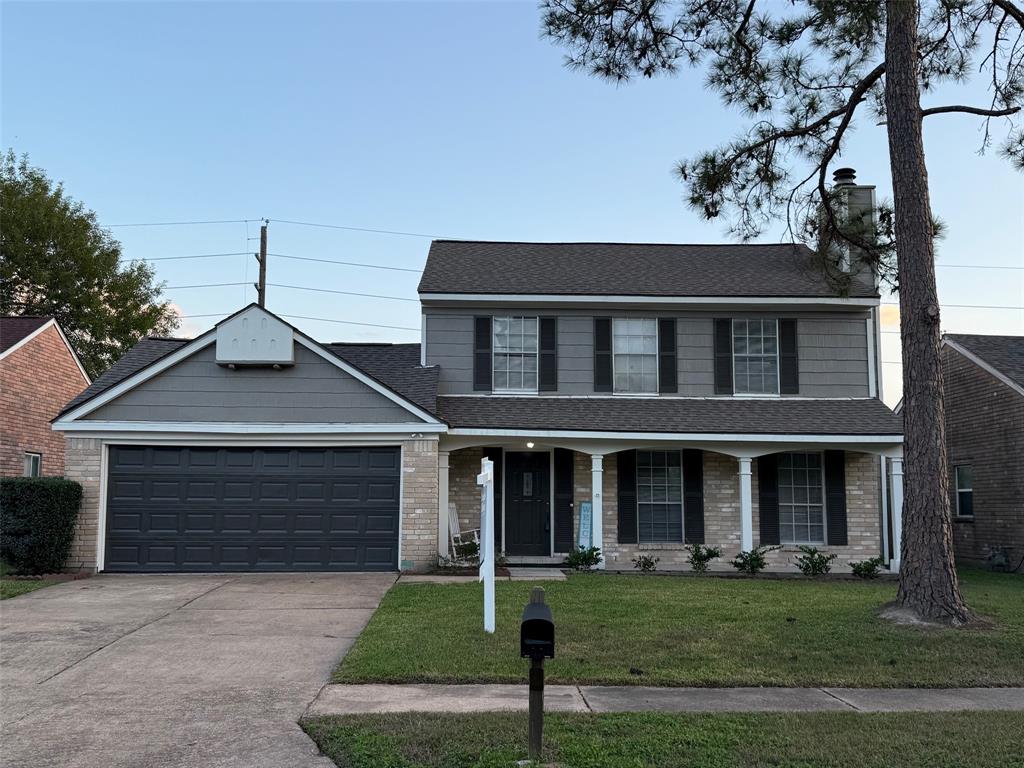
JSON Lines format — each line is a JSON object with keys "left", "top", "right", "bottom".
{"left": 294, "top": 335, "right": 443, "bottom": 425}
{"left": 57, "top": 332, "right": 216, "bottom": 423}
{"left": 0, "top": 319, "right": 90, "bottom": 384}
{"left": 943, "top": 338, "right": 1024, "bottom": 398}
{"left": 420, "top": 293, "right": 880, "bottom": 307}
{"left": 446, "top": 427, "right": 902, "bottom": 443}
{"left": 53, "top": 420, "right": 447, "bottom": 435}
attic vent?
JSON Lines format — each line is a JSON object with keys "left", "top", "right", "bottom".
{"left": 215, "top": 306, "right": 295, "bottom": 367}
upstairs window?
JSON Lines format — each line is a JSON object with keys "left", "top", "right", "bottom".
{"left": 778, "top": 452, "right": 825, "bottom": 544}
{"left": 493, "top": 316, "right": 538, "bottom": 392}
{"left": 955, "top": 465, "right": 974, "bottom": 518}
{"left": 23, "top": 453, "right": 41, "bottom": 477}
{"left": 733, "top": 319, "right": 779, "bottom": 395}
{"left": 613, "top": 318, "right": 658, "bottom": 393}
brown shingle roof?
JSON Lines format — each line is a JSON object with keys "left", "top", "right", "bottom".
{"left": 0, "top": 316, "right": 52, "bottom": 353}
{"left": 418, "top": 241, "right": 878, "bottom": 298}
{"left": 946, "top": 334, "right": 1024, "bottom": 391}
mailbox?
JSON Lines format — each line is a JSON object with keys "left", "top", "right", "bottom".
{"left": 520, "top": 599, "right": 555, "bottom": 660}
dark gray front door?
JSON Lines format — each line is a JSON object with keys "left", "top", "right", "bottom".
{"left": 104, "top": 445, "right": 400, "bottom": 572}
{"left": 505, "top": 452, "right": 550, "bottom": 556}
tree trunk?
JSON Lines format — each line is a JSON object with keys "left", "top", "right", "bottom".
{"left": 884, "top": 0, "right": 971, "bottom": 624}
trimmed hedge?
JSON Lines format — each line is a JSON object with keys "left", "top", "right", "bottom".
{"left": 1, "top": 477, "right": 82, "bottom": 574}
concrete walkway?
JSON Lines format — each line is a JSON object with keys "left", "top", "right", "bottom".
{"left": 309, "top": 683, "right": 1024, "bottom": 716}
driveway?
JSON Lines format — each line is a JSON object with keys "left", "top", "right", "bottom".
{"left": 0, "top": 572, "right": 396, "bottom": 768}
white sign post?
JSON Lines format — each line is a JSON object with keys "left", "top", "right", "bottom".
{"left": 477, "top": 457, "right": 496, "bottom": 634}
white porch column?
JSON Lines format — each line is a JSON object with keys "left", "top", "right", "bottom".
{"left": 738, "top": 457, "right": 754, "bottom": 551}
{"left": 591, "top": 454, "right": 605, "bottom": 569}
{"left": 879, "top": 455, "right": 890, "bottom": 564}
{"left": 890, "top": 457, "right": 904, "bottom": 571}
{"left": 437, "top": 451, "right": 450, "bottom": 558}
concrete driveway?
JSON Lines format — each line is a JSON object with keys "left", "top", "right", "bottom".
{"left": 0, "top": 572, "right": 396, "bottom": 768}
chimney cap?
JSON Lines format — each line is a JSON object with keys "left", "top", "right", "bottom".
{"left": 833, "top": 167, "right": 857, "bottom": 187}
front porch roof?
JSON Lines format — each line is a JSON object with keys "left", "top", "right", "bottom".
{"left": 436, "top": 395, "right": 902, "bottom": 437}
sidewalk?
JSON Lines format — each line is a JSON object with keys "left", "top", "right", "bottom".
{"left": 308, "top": 684, "right": 1024, "bottom": 716}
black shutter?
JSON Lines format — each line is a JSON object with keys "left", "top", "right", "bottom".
{"left": 594, "top": 317, "right": 613, "bottom": 392}
{"left": 779, "top": 319, "right": 799, "bottom": 394}
{"left": 758, "top": 454, "right": 780, "bottom": 545}
{"left": 824, "top": 450, "right": 848, "bottom": 546}
{"left": 483, "top": 447, "right": 503, "bottom": 550}
{"left": 473, "top": 317, "right": 492, "bottom": 392}
{"left": 714, "top": 318, "right": 733, "bottom": 395}
{"left": 682, "top": 449, "right": 704, "bottom": 544}
{"left": 658, "top": 317, "right": 678, "bottom": 393}
{"left": 539, "top": 317, "right": 558, "bottom": 392}
{"left": 617, "top": 449, "right": 637, "bottom": 543}
{"left": 554, "top": 448, "right": 574, "bottom": 552}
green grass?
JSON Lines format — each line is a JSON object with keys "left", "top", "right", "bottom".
{"left": 334, "top": 569, "right": 1024, "bottom": 687}
{"left": 0, "top": 578, "right": 57, "bottom": 600}
{"left": 302, "top": 711, "right": 1024, "bottom": 768}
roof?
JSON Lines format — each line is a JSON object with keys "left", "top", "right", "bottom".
{"left": 0, "top": 316, "right": 52, "bottom": 353}
{"left": 56, "top": 337, "right": 441, "bottom": 419}
{"left": 418, "top": 240, "right": 879, "bottom": 298}
{"left": 945, "top": 334, "right": 1024, "bottom": 393}
{"left": 436, "top": 396, "right": 903, "bottom": 436}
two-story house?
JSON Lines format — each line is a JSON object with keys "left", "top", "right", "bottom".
{"left": 52, "top": 233, "right": 903, "bottom": 574}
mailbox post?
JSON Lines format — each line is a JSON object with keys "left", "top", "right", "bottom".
{"left": 520, "top": 586, "right": 554, "bottom": 761}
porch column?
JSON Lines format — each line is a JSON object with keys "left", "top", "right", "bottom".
{"left": 879, "top": 455, "right": 890, "bottom": 564}
{"left": 437, "top": 451, "right": 450, "bottom": 558}
{"left": 890, "top": 457, "right": 904, "bottom": 572}
{"left": 590, "top": 454, "right": 605, "bottom": 569}
{"left": 738, "top": 457, "right": 753, "bottom": 551}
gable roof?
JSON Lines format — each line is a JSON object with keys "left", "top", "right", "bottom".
{"left": 0, "top": 316, "right": 52, "bottom": 353}
{"left": 418, "top": 240, "right": 879, "bottom": 298}
{"left": 944, "top": 334, "right": 1024, "bottom": 396}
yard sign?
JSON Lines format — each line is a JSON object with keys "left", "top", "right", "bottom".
{"left": 477, "top": 457, "right": 496, "bottom": 633}
{"left": 577, "top": 501, "right": 593, "bottom": 549}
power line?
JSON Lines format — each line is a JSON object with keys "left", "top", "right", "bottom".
{"left": 269, "top": 283, "right": 417, "bottom": 302}
{"left": 269, "top": 218, "right": 454, "bottom": 240}
{"left": 166, "top": 282, "right": 249, "bottom": 289}
{"left": 279, "top": 314, "right": 418, "bottom": 331}
{"left": 106, "top": 218, "right": 260, "bottom": 228}
{"left": 937, "top": 263, "right": 1024, "bottom": 270}
{"left": 132, "top": 252, "right": 251, "bottom": 262}
{"left": 881, "top": 302, "right": 1024, "bottom": 310}
{"left": 269, "top": 252, "right": 422, "bottom": 273}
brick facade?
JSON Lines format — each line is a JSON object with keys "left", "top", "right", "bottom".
{"left": 942, "top": 345, "right": 1024, "bottom": 566}
{"left": 62, "top": 437, "right": 441, "bottom": 573}
{"left": 1, "top": 323, "right": 89, "bottom": 477}
{"left": 447, "top": 446, "right": 882, "bottom": 573}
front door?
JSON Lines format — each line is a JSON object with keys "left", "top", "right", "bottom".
{"left": 505, "top": 452, "right": 551, "bottom": 556}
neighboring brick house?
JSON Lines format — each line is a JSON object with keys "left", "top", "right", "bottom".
{"left": 941, "top": 334, "right": 1024, "bottom": 568}
{"left": 1, "top": 316, "right": 90, "bottom": 477}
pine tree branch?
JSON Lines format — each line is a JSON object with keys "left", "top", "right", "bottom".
{"left": 920, "top": 103, "right": 1021, "bottom": 117}
{"left": 992, "top": 0, "right": 1024, "bottom": 28}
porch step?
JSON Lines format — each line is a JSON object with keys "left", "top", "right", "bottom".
{"left": 507, "top": 567, "right": 567, "bottom": 581}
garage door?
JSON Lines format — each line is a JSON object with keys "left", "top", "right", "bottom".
{"left": 104, "top": 446, "right": 401, "bottom": 572}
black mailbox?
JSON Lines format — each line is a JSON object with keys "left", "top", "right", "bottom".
{"left": 520, "top": 600, "right": 555, "bottom": 660}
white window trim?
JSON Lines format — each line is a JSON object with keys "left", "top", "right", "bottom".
{"left": 612, "top": 317, "right": 659, "bottom": 395}
{"left": 23, "top": 452, "right": 42, "bottom": 477}
{"left": 954, "top": 464, "right": 974, "bottom": 518}
{"left": 732, "top": 318, "right": 781, "bottom": 397}
{"left": 635, "top": 449, "right": 684, "bottom": 544}
{"left": 778, "top": 450, "right": 827, "bottom": 546}
{"left": 491, "top": 315, "right": 539, "bottom": 395}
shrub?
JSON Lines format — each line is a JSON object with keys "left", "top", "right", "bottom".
{"left": 850, "top": 556, "right": 885, "bottom": 579}
{"left": 453, "top": 540, "right": 480, "bottom": 565}
{"left": 731, "top": 545, "right": 780, "bottom": 575}
{"left": 632, "top": 554, "right": 659, "bottom": 572}
{"left": 685, "top": 543, "right": 721, "bottom": 574}
{"left": 0, "top": 477, "right": 82, "bottom": 574}
{"left": 565, "top": 545, "right": 602, "bottom": 571}
{"left": 794, "top": 545, "right": 837, "bottom": 576}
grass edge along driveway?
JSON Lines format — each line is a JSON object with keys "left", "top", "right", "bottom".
{"left": 302, "top": 711, "right": 1024, "bottom": 768}
{"left": 0, "top": 578, "right": 59, "bottom": 600}
{"left": 335, "top": 569, "right": 1023, "bottom": 688}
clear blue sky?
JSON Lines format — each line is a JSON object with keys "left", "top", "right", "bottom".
{"left": 3, "top": 1, "right": 1022, "bottom": 404}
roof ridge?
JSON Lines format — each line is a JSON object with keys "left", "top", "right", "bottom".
{"left": 431, "top": 239, "right": 809, "bottom": 248}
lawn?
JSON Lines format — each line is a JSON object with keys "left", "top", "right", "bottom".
{"left": 0, "top": 578, "right": 57, "bottom": 600}
{"left": 334, "top": 569, "right": 1024, "bottom": 687}
{"left": 302, "top": 711, "right": 1024, "bottom": 768}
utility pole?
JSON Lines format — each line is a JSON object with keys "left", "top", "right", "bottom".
{"left": 255, "top": 220, "right": 268, "bottom": 307}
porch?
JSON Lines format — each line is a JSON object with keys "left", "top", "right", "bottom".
{"left": 436, "top": 435, "right": 906, "bottom": 573}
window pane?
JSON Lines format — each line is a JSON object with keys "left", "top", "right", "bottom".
{"left": 492, "top": 316, "right": 538, "bottom": 391}
{"left": 636, "top": 451, "right": 684, "bottom": 543}
{"left": 612, "top": 318, "right": 658, "bottom": 393}
{"left": 733, "top": 318, "right": 780, "bottom": 394}
{"left": 777, "top": 452, "right": 824, "bottom": 544}
{"left": 958, "top": 491, "right": 974, "bottom": 517}
{"left": 955, "top": 465, "right": 973, "bottom": 490}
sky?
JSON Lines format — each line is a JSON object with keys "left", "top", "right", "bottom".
{"left": 3, "top": 0, "right": 1022, "bottom": 407}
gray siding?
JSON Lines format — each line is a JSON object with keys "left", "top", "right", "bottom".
{"left": 85, "top": 343, "right": 419, "bottom": 423}
{"left": 425, "top": 308, "right": 870, "bottom": 398}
